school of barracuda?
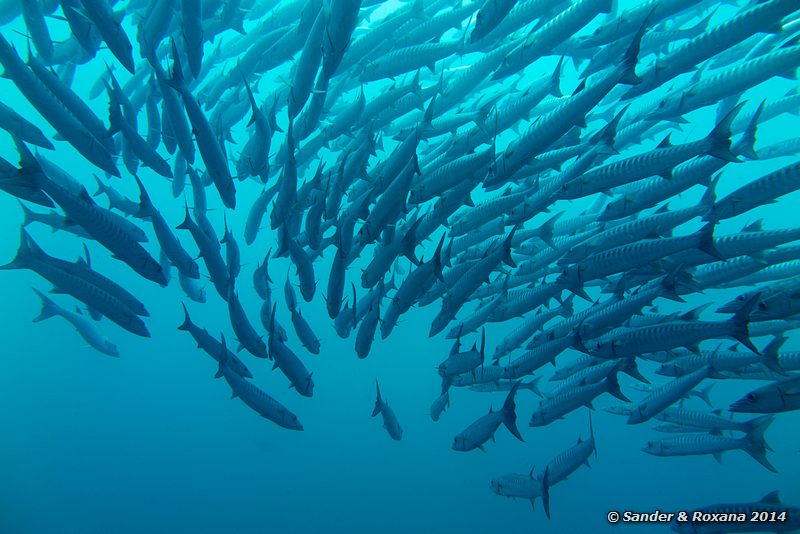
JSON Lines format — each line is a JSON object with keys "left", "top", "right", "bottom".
{"left": 1, "top": 0, "right": 799, "bottom": 525}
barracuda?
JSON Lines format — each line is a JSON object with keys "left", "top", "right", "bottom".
{"left": 529, "top": 370, "right": 628, "bottom": 426}
{"left": 216, "top": 337, "right": 303, "bottom": 431}
{"left": 624, "top": 0, "right": 800, "bottom": 99}
{"left": 492, "top": 0, "right": 613, "bottom": 79}
{"left": 643, "top": 415, "right": 776, "bottom": 472}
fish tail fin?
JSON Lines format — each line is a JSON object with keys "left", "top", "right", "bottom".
{"left": 542, "top": 466, "right": 551, "bottom": 519}
{"left": 502, "top": 381, "right": 524, "bottom": 442}
{"left": 695, "top": 222, "right": 724, "bottom": 261}
{"left": 441, "top": 236, "right": 454, "bottom": 269}
{"left": 559, "top": 294, "right": 575, "bottom": 319}
{"left": 0, "top": 228, "right": 38, "bottom": 270}
{"left": 607, "top": 370, "right": 630, "bottom": 403}
{"left": 729, "top": 292, "right": 760, "bottom": 354}
{"left": 745, "top": 446, "right": 778, "bottom": 473}
{"left": 32, "top": 287, "right": 58, "bottom": 322}
{"left": 177, "top": 302, "right": 192, "bottom": 331}
{"left": 242, "top": 74, "right": 258, "bottom": 127}
{"left": 167, "top": 38, "right": 185, "bottom": 89}
{"left": 524, "top": 376, "right": 543, "bottom": 398}
{"left": 589, "top": 413, "right": 597, "bottom": 458}
{"left": 13, "top": 135, "right": 42, "bottom": 177}
{"left": 372, "top": 379, "right": 382, "bottom": 417}
{"left": 570, "top": 283, "right": 592, "bottom": 303}
{"left": 133, "top": 175, "right": 153, "bottom": 217}
{"left": 700, "top": 175, "right": 718, "bottom": 215}
{"left": 216, "top": 333, "right": 231, "bottom": 376}
{"left": 696, "top": 383, "right": 715, "bottom": 407}
{"left": 745, "top": 415, "right": 777, "bottom": 472}
{"left": 433, "top": 233, "right": 446, "bottom": 282}
{"left": 502, "top": 225, "right": 517, "bottom": 268}
{"left": 479, "top": 327, "right": 486, "bottom": 369}
{"left": 268, "top": 302, "right": 278, "bottom": 347}
{"left": 263, "top": 92, "right": 282, "bottom": 133}
{"left": 707, "top": 101, "right": 744, "bottom": 162}
{"left": 591, "top": 104, "right": 627, "bottom": 155}
{"left": 213, "top": 361, "right": 225, "bottom": 380}
{"left": 735, "top": 100, "right": 763, "bottom": 160}
{"left": 18, "top": 201, "right": 35, "bottom": 227}
{"left": 93, "top": 175, "right": 109, "bottom": 197}
{"left": 176, "top": 203, "right": 193, "bottom": 230}
{"left": 9, "top": 138, "right": 52, "bottom": 207}
{"left": 106, "top": 81, "right": 123, "bottom": 135}
{"left": 620, "top": 357, "right": 649, "bottom": 384}
{"left": 746, "top": 415, "right": 774, "bottom": 448}
{"left": 761, "top": 336, "right": 788, "bottom": 375}
{"left": 618, "top": 14, "right": 646, "bottom": 85}
{"left": 691, "top": 8, "right": 716, "bottom": 34}
{"left": 422, "top": 93, "right": 437, "bottom": 127}
{"left": 549, "top": 57, "right": 564, "bottom": 97}
{"left": 536, "top": 212, "right": 563, "bottom": 250}
{"left": 276, "top": 224, "right": 290, "bottom": 258}
{"left": 351, "top": 282, "right": 358, "bottom": 325}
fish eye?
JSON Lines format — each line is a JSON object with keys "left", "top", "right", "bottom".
{"left": 758, "top": 302, "right": 767, "bottom": 310}
{"left": 747, "top": 393, "right": 756, "bottom": 401}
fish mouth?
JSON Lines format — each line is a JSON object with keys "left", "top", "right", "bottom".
{"left": 728, "top": 400, "right": 751, "bottom": 412}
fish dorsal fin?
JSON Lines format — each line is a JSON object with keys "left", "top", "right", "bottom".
{"left": 742, "top": 219, "right": 763, "bottom": 233}
{"left": 78, "top": 187, "right": 93, "bottom": 203}
{"left": 571, "top": 79, "right": 586, "bottom": 96}
{"left": 761, "top": 491, "right": 781, "bottom": 504}
{"left": 657, "top": 133, "right": 672, "bottom": 149}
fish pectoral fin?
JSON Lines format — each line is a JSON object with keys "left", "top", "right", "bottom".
{"left": 712, "top": 452, "right": 724, "bottom": 464}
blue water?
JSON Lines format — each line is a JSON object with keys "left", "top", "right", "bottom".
{"left": 1, "top": 1, "right": 799, "bottom": 533}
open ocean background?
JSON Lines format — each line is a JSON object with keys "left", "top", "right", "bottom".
{"left": 1, "top": 0, "right": 799, "bottom": 532}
